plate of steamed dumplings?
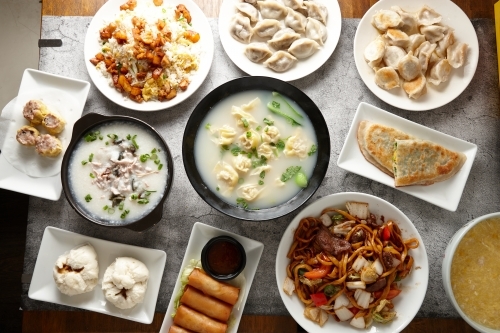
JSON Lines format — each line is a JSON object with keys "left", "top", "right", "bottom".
{"left": 218, "top": 0, "right": 342, "bottom": 81}
{"left": 353, "top": 0, "right": 479, "bottom": 111}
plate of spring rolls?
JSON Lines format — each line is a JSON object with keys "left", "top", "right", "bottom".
{"left": 159, "top": 222, "right": 264, "bottom": 333}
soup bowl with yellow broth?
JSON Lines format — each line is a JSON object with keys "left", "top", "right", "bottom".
{"left": 442, "top": 212, "right": 500, "bottom": 333}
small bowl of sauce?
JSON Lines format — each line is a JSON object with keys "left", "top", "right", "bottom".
{"left": 201, "top": 236, "right": 246, "bottom": 281}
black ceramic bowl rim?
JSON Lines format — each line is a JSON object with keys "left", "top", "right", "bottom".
{"left": 201, "top": 235, "right": 247, "bottom": 281}
{"left": 61, "top": 113, "right": 174, "bottom": 232}
{"left": 182, "top": 76, "right": 330, "bottom": 221}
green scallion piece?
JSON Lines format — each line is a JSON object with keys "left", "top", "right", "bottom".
{"left": 84, "top": 194, "right": 92, "bottom": 202}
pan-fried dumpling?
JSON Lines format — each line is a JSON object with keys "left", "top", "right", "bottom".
{"left": 406, "top": 34, "right": 426, "bottom": 53}
{"left": 428, "top": 51, "right": 443, "bottom": 69}
{"left": 233, "top": 154, "right": 252, "bottom": 173}
{"left": 385, "top": 28, "right": 409, "bottom": 48}
{"left": 364, "top": 35, "right": 386, "bottom": 69}
{"left": 268, "top": 28, "right": 300, "bottom": 50}
{"left": 215, "top": 125, "right": 237, "bottom": 145}
{"left": 447, "top": 42, "right": 468, "bottom": 68}
{"left": 284, "top": 8, "right": 307, "bottom": 33}
{"left": 236, "top": 3, "right": 259, "bottom": 23}
{"left": 257, "top": 142, "right": 275, "bottom": 160}
{"left": 237, "top": 184, "right": 264, "bottom": 202}
{"left": 232, "top": 106, "right": 257, "bottom": 127}
{"left": 214, "top": 161, "right": 239, "bottom": 194}
{"left": 420, "top": 25, "right": 448, "bottom": 44}
{"left": 436, "top": 30, "right": 454, "bottom": 58}
{"left": 239, "top": 129, "right": 261, "bottom": 149}
{"left": 230, "top": 13, "right": 253, "bottom": 43}
{"left": 371, "top": 9, "right": 401, "bottom": 32}
{"left": 263, "top": 50, "right": 297, "bottom": 72}
{"left": 288, "top": 38, "right": 320, "bottom": 59}
{"left": 258, "top": 0, "right": 287, "bottom": 20}
{"left": 374, "top": 67, "right": 400, "bottom": 90}
{"left": 305, "top": 17, "right": 327, "bottom": 46}
{"left": 304, "top": 1, "right": 328, "bottom": 25}
{"left": 398, "top": 51, "right": 421, "bottom": 81}
{"left": 415, "top": 41, "right": 436, "bottom": 74}
{"left": 253, "top": 19, "right": 282, "bottom": 38}
{"left": 428, "top": 59, "right": 452, "bottom": 85}
{"left": 283, "top": 0, "right": 304, "bottom": 11}
{"left": 383, "top": 45, "right": 406, "bottom": 69}
{"left": 403, "top": 74, "right": 427, "bottom": 99}
{"left": 391, "top": 6, "right": 418, "bottom": 35}
{"left": 417, "top": 5, "right": 442, "bottom": 26}
{"left": 245, "top": 43, "right": 273, "bottom": 63}
{"left": 262, "top": 125, "right": 280, "bottom": 144}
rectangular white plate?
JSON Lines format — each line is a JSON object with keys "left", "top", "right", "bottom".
{"left": 0, "top": 69, "right": 90, "bottom": 200}
{"left": 29, "top": 227, "right": 166, "bottom": 324}
{"left": 337, "top": 102, "right": 477, "bottom": 211}
{"left": 159, "top": 222, "right": 264, "bottom": 333}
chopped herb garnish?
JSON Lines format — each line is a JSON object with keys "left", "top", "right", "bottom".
{"left": 324, "top": 285, "right": 340, "bottom": 297}
{"left": 99, "top": 135, "right": 103, "bottom": 140}
{"left": 108, "top": 208, "right": 115, "bottom": 214}
{"left": 205, "top": 123, "right": 211, "bottom": 130}
{"left": 246, "top": 131, "right": 252, "bottom": 138}
{"left": 298, "top": 268, "right": 307, "bottom": 276}
{"left": 120, "top": 209, "right": 130, "bottom": 219}
{"left": 127, "top": 134, "right": 131, "bottom": 140}
{"left": 252, "top": 155, "right": 267, "bottom": 168}
{"left": 238, "top": 178, "right": 244, "bottom": 184}
{"left": 89, "top": 173, "right": 95, "bottom": 179}
{"left": 158, "top": 164, "right": 163, "bottom": 170}
{"left": 231, "top": 146, "right": 241, "bottom": 156}
{"left": 131, "top": 135, "right": 139, "bottom": 149}
{"left": 130, "top": 194, "right": 138, "bottom": 200}
{"left": 242, "top": 118, "right": 249, "bottom": 128}
{"left": 247, "top": 152, "right": 253, "bottom": 159}
{"left": 154, "top": 159, "right": 160, "bottom": 165}
{"left": 272, "top": 92, "right": 303, "bottom": 118}
{"left": 162, "top": 74, "right": 167, "bottom": 80}
{"left": 258, "top": 180, "right": 264, "bottom": 185}
{"left": 89, "top": 153, "right": 94, "bottom": 162}
{"left": 103, "top": 205, "right": 109, "bottom": 211}
{"left": 119, "top": 202, "right": 124, "bottom": 211}
{"left": 105, "top": 141, "right": 109, "bottom": 145}
{"left": 276, "top": 139, "right": 285, "bottom": 151}
{"left": 281, "top": 166, "right": 301, "bottom": 182}
{"left": 151, "top": 148, "right": 157, "bottom": 154}
{"left": 145, "top": 190, "right": 156, "bottom": 196}
{"left": 137, "top": 199, "right": 149, "bottom": 204}
{"left": 150, "top": 153, "right": 158, "bottom": 160}
{"left": 263, "top": 118, "right": 274, "bottom": 126}
{"left": 140, "top": 154, "right": 150, "bottom": 162}
{"left": 256, "top": 125, "right": 262, "bottom": 131}
{"left": 267, "top": 102, "right": 301, "bottom": 126}
{"left": 221, "top": 145, "right": 229, "bottom": 151}
{"left": 236, "top": 197, "right": 249, "bottom": 209}
{"left": 84, "top": 131, "right": 99, "bottom": 142}
{"left": 84, "top": 194, "right": 92, "bottom": 202}
{"left": 81, "top": 161, "right": 88, "bottom": 165}
{"left": 216, "top": 186, "right": 220, "bottom": 191}
{"left": 308, "top": 144, "right": 317, "bottom": 156}
{"left": 259, "top": 171, "right": 266, "bottom": 179}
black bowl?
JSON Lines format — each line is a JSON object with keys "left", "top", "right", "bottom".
{"left": 61, "top": 113, "right": 174, "bottom": 232}
{"left": 182, "top": 76, "right": 330, "bottom": 221}
{"left": 201, "top": 236, "right": 247, "bottom": 281}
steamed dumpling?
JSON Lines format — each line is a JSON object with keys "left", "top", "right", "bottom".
{"left": 403, "top": 74, "right": 427, "bottom": 99}
{"left": 253, "top": 19, "right": 282, "bottom": 38}
{"left": 383, "top": 45, "right": 406, "bottom": 69}
{"left": 230, "top": 13, "right": 253, "bottom": 43}
{"left": 214, "top": 161, "right": 239, "bottom": 194}
{"left": 263, "top": 50, "right": 298, "bottom": 72}
{"left": 364, "top": 35, "right": 386, "bottom": 69}
{"left": 284, "top": 8, "right": 307, "bottom": 33}
{"left": 236, "top": 2, "right": 259, "bottom": 23}
{"left": 288, "top": 38, "right": 320, "bottom": 59}
{"left": 305, "top": 17, "right": 327, "bottom": 46}
{"left": 268, "top": 28, "right": 301, "bottom": 50}
{"left": 428, "top": 59, "right": 452, "bottom": 85}
{"left": 417, "top": 5, "right": 442, "bottom": 26}
{"left": 398, "top": 51, "right": 421, "bottom": 81}
{"left": 374, "top": 67, "right": 400, "bottom": 90}
{"left": 385, "top": 29, "right": 409, "bottom": 48}
{"left": 304, "top": 1, "right": 328, "bottom": 25}
{"left": 447, "top": 42, "right": 468, "bottom": 68}
{"left": 245, "top": 43, "right": 273, "bottom": 63}
{"left": 371, "top": 9, "right": 401, "bottom": 32}
{"left": 258, "top": 0, "right": 288, "bottom": 20}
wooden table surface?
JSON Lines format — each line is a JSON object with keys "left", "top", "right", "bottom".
{"left": 23, "top": 0, "right": 495, "bottom": 332}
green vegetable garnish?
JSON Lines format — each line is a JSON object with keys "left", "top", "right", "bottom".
{"left": 216, "top": 186, "right": 220, "bottom": 191}
{"left": 236, "top": 197, "right": 249, "bottom": 209}
{"left": 89, "top": 153, "right": 94, "bottom": 162}
{"left": 242, "top": 118, "right": 249, "bottom": 128}
{"left": 281, "top": 166, "right": 301, "bottom": 182}
{"left": 84, "top": 131, "right": 100, "bottom": 142}
{"left": 333, "top": 214, "right": 345, "bottom": 220}
{"left": 205, "top": 123, "right": 211, "bottom": 130}
{"left": 118, "top": 202, "right": 124, "bottom": 211}
{"left": 162, "top": 8, "right": 166, "bottom": 13}
{"left": 81, "top": 161, "right": 88, "bottom": 165}
{"left": 221, "top": 145, "right": 229, "bottom": 151}
{"left": 276, "top": 139, "right": 285, "bottom": 151}
{"left": 107, "top": 134, "right": 117, "bottom": 140}
{"left": 138, "top": 199, "right": 149, "bottom": 204}
{"left": 131, "top": 135, "right": 139, "bottom": 149}
{"left": 258, "top": 180, "right": 264, "bottom": 185}
{"left": 246, "top": 131, "right": 252, "bottom": 138}
{"left": 140, "top": 154, "right": 150, "bottom": 162}
{"left": 298, "top": 268, "right": 307, "bottom": 276}
{"left": 103, "top": 205, "right": 109, "bottom": 211}
{"left": 84, "top": 194, "right": 92, "bottom": 202}
{"left": 267, "top": 102, "right": 301, "bottom": 126}
{"left": 89, "top": 173, "right": 95, "bottom": 179}
{"left": 238, "top": 178, "right": 244, "bottom": 184}
{"left": 231, "top": 146, "right": 241, "bottom": 156}
{"left": 259, "top": 171, "right": 266, "bottom": 179}
{"left": 252, "top": 155, "right": 267, "bottom": 168}
{"left": 154, "top": 159, "right": 160, "bottom": 165}
{"left": 308, "top": 144, "right": 317, "bottom": 156}
{"left": 256, "top": 125, "right": 262, "bottom": 131}
{"left": 158, "top": 164, "right": 163, "bottom": 170}
{"left": 120, "top": 209, "right": 130, "bottom": 219}
{"left": 151, "top": 148, "right": 157, "bottom": 154}
{"left": 272, "top": 91, "right": 303, "bottom": 118}
{"left": 263, "top": 118, "right": 274, "bottom": 126}
{"left": 108, "top": 208, "right": 115, "bottom": 214}
{"left": 99, "top": 135, "right": 103, "bottom": 140}
{"left": 324, "top": 285, "right": 340, "bottom": 298}
{"left": 295, "top": 171, "right": 308, "bottom": 188}
{"left": 127, "top": 134, "right": 131, "bottom": 140}
{"left": 150, "top": 153, "right": 158, "bottom": 160}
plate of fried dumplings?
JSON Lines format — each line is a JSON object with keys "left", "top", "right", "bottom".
{"left": 353, "top": 0, "right": 479, "bottom": 111}
{"left": 337, "top": 102, "right": 477, "bottom": 211}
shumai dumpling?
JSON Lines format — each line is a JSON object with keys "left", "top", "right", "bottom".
{"left": 371, "top": 9, "right": 402, "bottom": 32}
{"left": 398, "top": 51, "right": 421, "bottom": 81}
{"left": 230, "top": 13, "right": 253, "bottom": 44}
{"left": 23, "top": 99, "right": 49, "bottom": 125}
{"left": 16, "top": 125, "right": 39, "bottom": 146}
{"left": 35, "top": 134, "right": 62, "bottom": 157}
{"left": 263, "top": 50, "right": 298, "bottom": 72}
{"left": 374, "top": 67, "right": 400, "bottom": 90}
{"left": 42, "top": 112, "right": 66, "bottom": 135}
{"left": 403, "top": 75, "right": 427, "bottom": 99}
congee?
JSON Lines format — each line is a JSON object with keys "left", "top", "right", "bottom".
{"left": 194, "top": 90, "right": 318, "bottom": 209}
{"left": 68, "top": 121, "right": 168, "bottom": 223}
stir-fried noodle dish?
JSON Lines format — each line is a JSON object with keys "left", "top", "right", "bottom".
{"left": 283, "top": 201, "right": 419, "bottom": 329}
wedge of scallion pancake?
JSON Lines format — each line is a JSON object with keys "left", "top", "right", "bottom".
{"left": 357, "top": 121, "right": 414, "bottom": 176}
{"left": 393, "top": 139, "right": 467, "bottom": 186}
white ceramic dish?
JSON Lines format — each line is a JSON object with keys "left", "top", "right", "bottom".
{"left": 442, "top": 212, "right": 500, "bottom": 333}
{"left": 159, "top": 222, "right": 264, "bottom": 333}
{"left": 276, "top": 192, "right": 429, "bottom": 333}
{"left": 218, "top": 0, "right": 342, "bottom": 81}
{"left": 353, "top": 0, "right": 479, "bottom": 111}
{"left": 337, "top": 102, "right": 477, "bottom": 211}
{"left": 0, "top": 69, "right": 90, "bottom": 201}
{"left": 84, "top": 0, "right": 214, "bottom": 112}
{"left": 29, "top": 226, "right": 166, "bottom": 324}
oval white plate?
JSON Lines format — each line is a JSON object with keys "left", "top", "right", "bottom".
{"left": 218, "top": 0, "right": 342, "bottom": 81}
{"left": 84, "top": 0, "right": 214, "bottom": 112}
{"left": 275, "top": 192, "right": 429, "bottom": 333}
{"left": 353, "top": 0, "right": 479, "bottom": 111}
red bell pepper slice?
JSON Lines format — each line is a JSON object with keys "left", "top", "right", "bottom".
{"left": 310, "top": 292, "right": 328, "bottom": 307}
{"left": 304, "top": 265, "right": 331, "bottom": 280}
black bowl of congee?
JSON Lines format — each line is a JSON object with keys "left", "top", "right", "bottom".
{"left": 442, "top": 212, "right": 500, "bottom": 333}
{"left": 183, "top": 76, "right": 330, "bottom": 221}
{"left": 61, "top": 113, "right": 174, "bottom": 231}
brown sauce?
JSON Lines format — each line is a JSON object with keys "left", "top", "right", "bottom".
{"left": 207, "top": 241, "right": 242, "bottom": 275}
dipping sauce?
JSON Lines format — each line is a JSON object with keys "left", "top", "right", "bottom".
{"left": 450, "top": 217, "right": 500, "bottom": 330}
{"left": 202, "top": 236, "right": 246, "bottom": 280}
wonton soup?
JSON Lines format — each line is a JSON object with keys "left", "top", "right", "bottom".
{"left": 194, "top": 90, "right": 318, "bottom": 210}
{"left": 450, "top": 217, "right": 500, "bottom": 330}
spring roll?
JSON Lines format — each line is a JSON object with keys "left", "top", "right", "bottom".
{"left": 168, "top": 325, "right": 194, "bottom": 333}
{"left": 173, "top": 305, "right": 227, "bottom": 333}
{"left": 180, "top": 286, "right": 232, "bottom": 322}
{"left": 187, "top": 269, "right": 240, "bottom": 306}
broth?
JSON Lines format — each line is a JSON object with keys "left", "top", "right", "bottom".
{"left": 450, "top": 217, "right": 500, "bottom": 329}
{"left": 68, "top": 121, "right": 168, "bottom": 224}
{"left": 194, "top": 90, "right": 318, "bottom": 209}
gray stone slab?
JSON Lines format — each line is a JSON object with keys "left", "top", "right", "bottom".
{"left": 21, "top": 17, "right": 499, "bottom": 319}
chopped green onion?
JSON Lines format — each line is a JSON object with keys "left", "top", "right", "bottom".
{"left": 241, "top": 118, "right": 249, "bottom": 128}
{"left": 89, "top": 173, "right": 95, "bottom": 179}
{"left": 263, "top": 118, "right": 274, "bottom": 126}
{"left": 162, "top": 8, "right": 166, "bottom": 13}
{"left": 108, "top": 208, "right": 115, "bottom": 214}
{"left": 138, "top": 199, "right": 149, "bottom": 204}
{"left": 256, "top": 125, "right": 262, "bottom": 131}
{"left": 205, "top": 123, "right": 211, "bottom": 130}
{"left": 158, "top": 164, "right": 163, "bottom": 170}
{"left": 258, "top": 180, "right": 264, "bottom": 185}
{"left": 81, "top": 161, "right": 88, "bottom": 165}
{"left": 130, "top": 194, "right": 138, "bottom": 200}
{"left": 126, "top": 134, "right": 131, "bottom": 140}
{"left": 151, "top": 148, "right": 157, "bottom": 154}
{"left": 252, "top": 155, "right": 267, "bottom": 168}
{"left": 89, "top": 153, "right": 94, "bottom": 162}
{"left": 216, "top": 186, "right": 220, "bottom": 191}
{"left": 236, "top": 197, "right": 249, "bottom": 209}
{"left": 120, "top": 209, "right": 130, "bottom": 219}
{"left": 99, "top": 135, "right": 103, "bottom": 140}
{"left": 107, "top": 134, "right": 118, "bottom": 140}
{"left": 221, "top": 145, "right": 229, "bottom": 151}
{"left": 150, "top": 153, "right": 158, "bottom": 160}
{"left": 231, "top": 146, "right": 241, "bottom": 156}
{"left": 154, "top": 159, "right": 160, "bottom": 165}
{"left": 238, "top": 178, "right": 244, "bottom": 184}
{"left": 259, "top": 171, "right": 265, "bottom": 179}
{"left": 119, "top": 202, "right": 124, "bottom": 211}
{"left": 140, "top": 154, "right": 150, "bottom": 162}
{"left": 131, "top": 135, "right": 139, "bottom": 149}
{"left": 103, "top": 205, "right": 109, "bottom": 211}
{"left": 324, "top": 285, "right": 340, "bottom": 297}
{"left": 84, "top": 131, "right": 100, "bottom": 142}
{"left": 246, "top": 131, "right": 252, "bottom": 138}
{"left": 276, "top": 139, "right": 285, "bottom": 151}
{"left": 85, "top": 194, "right": 92, "bottom": 202}
{"left": 298, "top": 268, "right": 307, "bottom": 276}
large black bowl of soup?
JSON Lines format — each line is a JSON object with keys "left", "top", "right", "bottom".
{"left": 61, "top": 113, "right": 174, "bottom": 231}
{"left": 183, "top": 76, "right": 330, "bottom": 221}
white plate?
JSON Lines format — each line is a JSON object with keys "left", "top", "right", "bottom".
{"left": 276, "top": 192, "right": 429, "bottom": 333}
{"left": 353, "top": 0, "right": 479, "bottom": 111}
{"left": 84, "top": 0, "right": 214, "bottom": 112}
{"left": 29, "top": 227, "right": 166, "bottom": 324}
{"left": 0, "top": 69, "right": 90, "bottom": 201}
{"left": 159, "top": 222, "right": 264, "bottom": 333}
{"left": 337, "top": 102, "right": 477, "bottom": 211}
{"left": 218, "top": 0, "right": 342, "bottom": 81}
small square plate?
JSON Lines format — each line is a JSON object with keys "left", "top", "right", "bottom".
{"left": 337, "top": 102, "right": 477, "bottom": 211}
{"left": 0, "top": 69, "right": 90, "bottom": 200}
{"left": 28, "top": 227, "right": 166, "bottom": 324}
{"left": 159, "top": 222, "right": 264, "bottom": 333}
